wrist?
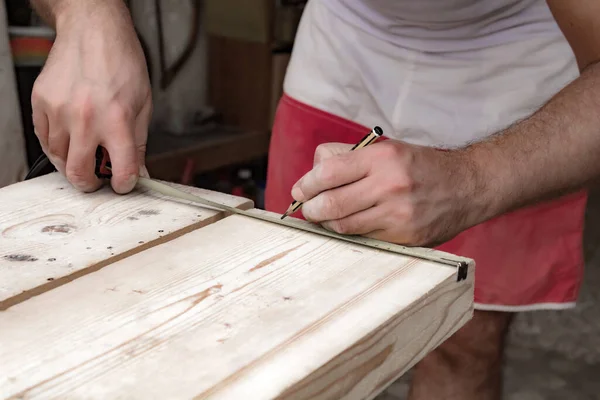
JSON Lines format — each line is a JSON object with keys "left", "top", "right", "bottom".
{"left": 455, "top": 142, "right": 508, "bottom": 225}
{"left": 54, "top": 0, "right": 130, "bottom": 35}
{"left": 447, "top": 145, "right": 500, "bottom": 228}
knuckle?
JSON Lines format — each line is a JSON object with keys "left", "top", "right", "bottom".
{"left": 314, "top": 144, "right": 330, "bottom": 163}
{"left": 329, "top": 219, "right": 352, "bottom": 235}
{"left": 388, "top": 173, "right": 415, "bottom": 193}
{"left": 321, "top": 193, "right": 339, "bottom": 216}
{"left": 316, "top": 160, "right": 337, "bottom": 185}
{"left": 31, "top": 85, "right": 44, "bottom": 106}
{"left": 47, "top": 141, "right": 62, "bottom": 157}
{"left": 54, "top": 100, "right": 70, "bottom": 120}
{"left": 66, "top": 165, "right": 91, "bottom": 188}
{"left": 396, "top": 203, "right": 416, "bottom": 220}
{"left": 108, "top": 102, "right": 132, "bottom": 125}
{"left": 377, "top": 142, "right": 402, "bottom": 160}
{"left": 33, "top": 123, "right": 47, "bottom": 142}
{"left": 72, "top": 92, "right": 96, "bottom": 126}
{"left": 334, "top": 221, "right": 350, "bottom": 234}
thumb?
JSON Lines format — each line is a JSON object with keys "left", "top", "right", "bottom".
{"left": 313, "top": 142, "right": 354, "bottom": 166}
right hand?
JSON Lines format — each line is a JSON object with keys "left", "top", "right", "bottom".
{"left": 31, "top": 1, "right": 152, "bottom": 193}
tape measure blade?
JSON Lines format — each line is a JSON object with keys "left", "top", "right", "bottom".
{"left": 133, "top": 178, "right": 471, "bottom": 277}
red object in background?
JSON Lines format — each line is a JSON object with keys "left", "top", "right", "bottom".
{"left": 231, "top": 186, "right": 244, "bottom": 197}
{"left": 181, "top": 158, "right": 195, "bottom": 184}
{"left": 8, "top": 27, "right": 55, "bottom": 67}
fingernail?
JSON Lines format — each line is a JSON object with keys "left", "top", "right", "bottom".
{"left": 291, "top": 186, "right": 304, "bottom": 202}
{"left": 128, "top": 174, "right": 139, "bottom": 188}
{"left": 139, "top": 165, "right": 150, "bottom": 178}
{"left": 114, "top": 175, "right": 138, "bottom": 194}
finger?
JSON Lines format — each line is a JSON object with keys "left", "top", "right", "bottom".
{"left": 301, "top": 176, "right": 380, "bottom": 222}
{"left": 313, "top": 142, "right": 353, "bottom": 166}
{"left": 102, "top": 110, "right": 139, "bottom": 194}
{"left": 292, "top": 151, "right": 370, "bottom": 203}
{"left": 320, "top": 203, "right": 386, "bottom": 236}
{"left": 364, "top": 228, "right": 416, "bottom": 246}
{"left": 41, "top": 113, "right": 69, "bottom": 176}
{"left": 65, "top": 132, "right": 103, "bottom": 192}
{"left": 47, "top": 128, "right": 70, "bottom": 167}
{"left": 32, "top": 108, "right": 49, "bottom": 149}
{"left": 32, "top": 108, "right": 65, "bottom": 175}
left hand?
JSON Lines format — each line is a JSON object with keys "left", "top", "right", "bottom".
{"left": 290, "top": 140, "right": 485, "bottom": 246}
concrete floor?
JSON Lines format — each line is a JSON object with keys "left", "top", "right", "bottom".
{"left": 378, "top": 188, "right": 600, "bottom": 399}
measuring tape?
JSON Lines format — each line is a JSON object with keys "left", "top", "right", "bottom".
{"left": 137, "top": 177, "right": 471, "bottom": 283}
{"left": 93, "top": 144, "right": 470, "bottom": 282}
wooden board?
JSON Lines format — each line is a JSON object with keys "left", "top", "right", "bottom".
{"left": 0, "top": 212, "right": 473, "bottom": 399}
{"left": 0, "top": 172, "right": 252, "bottom": 310}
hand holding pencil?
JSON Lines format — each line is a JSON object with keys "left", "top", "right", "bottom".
{"left": 285, "top": 125, "right": 479, "bottom": 247}
{"left": 281, "top": 126, "right": 384, "bottom": 219}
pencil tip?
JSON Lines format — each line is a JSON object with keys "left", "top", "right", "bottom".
{"left": 280, "top": 213, "right": 288, "bottom": 220}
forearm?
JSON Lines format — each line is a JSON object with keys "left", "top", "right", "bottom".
{"left": 465, "top": 61, "right": 600, "bottom": 222}
{"left": 29, "top": 0, "right": 130, "bottom": 30}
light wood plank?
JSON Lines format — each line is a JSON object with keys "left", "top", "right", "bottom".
{"left": 0, "top": 213, "right": 474, "bottom": 399}
{"left": 0, "top": 172, "right": 252, "bottom": 310}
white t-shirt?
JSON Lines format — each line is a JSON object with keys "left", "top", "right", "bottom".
{"left": 284, "top": 0, "right": 578, "bottom": 147}
{"left": 323, "top": 0, "right": 561, "bottom": 52}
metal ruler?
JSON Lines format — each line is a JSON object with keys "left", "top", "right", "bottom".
{"left": 137, "top": 177, "right": 471, "bottom": 282}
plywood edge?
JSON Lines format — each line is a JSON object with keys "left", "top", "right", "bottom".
{"left": 0, "top": 175, "right": 253, "bottom": 311}
{"left": 273, "top": 273, "right": 475, "bottom": 400}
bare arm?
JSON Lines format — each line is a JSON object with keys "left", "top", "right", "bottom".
{"left": 29, "top": 0, "right": 132, "bottom": 27}
{"left": 462, "top": 0, "right": 600, "bottom": 222}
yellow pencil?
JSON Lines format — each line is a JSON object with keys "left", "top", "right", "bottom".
{"left": 280, "top": 126, "right": 384, "bottom": 219}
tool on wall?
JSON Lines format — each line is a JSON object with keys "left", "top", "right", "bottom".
{"left": 131, "top": 0, "right": 214, "bottom": 135}
{"left": 154, "top": 0, "right": 201, "bottom": 90}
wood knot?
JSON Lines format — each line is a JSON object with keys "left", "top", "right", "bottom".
{"left": 4, "top": 254, "right": 38, "bottom": 262}
{"left": 41, "top": 224, "right": 76, "bottom": 235}
{"left": 138, "top": 209, "right": 160, "bottom": 216}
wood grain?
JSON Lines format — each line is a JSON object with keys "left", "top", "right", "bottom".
{"left": 0, "top": 172, "right": 252, "bottom": 310}
{"left": 0, "top": 214, "right": 473, "bottom": 399}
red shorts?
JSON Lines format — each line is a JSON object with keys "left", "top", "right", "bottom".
{"left": 265, "top": 93, "right": 587, "bottom": 311}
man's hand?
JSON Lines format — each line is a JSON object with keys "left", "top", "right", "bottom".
{"left": 290, "top": 141, "right": 484, "bottom": 246}
{"left": 30, "top": 0, "right": 151, "bottom": 193}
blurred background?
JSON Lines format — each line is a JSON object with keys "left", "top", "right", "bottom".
{"left": 0, "top": 1, "right": 598, "bottom": 398}
{"left": 3, "top": 0, "right": 306, "bottom": 208}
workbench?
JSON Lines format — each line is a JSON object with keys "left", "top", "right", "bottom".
{"left": 0, "top": 173, "right": 475, "bottom": 399}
